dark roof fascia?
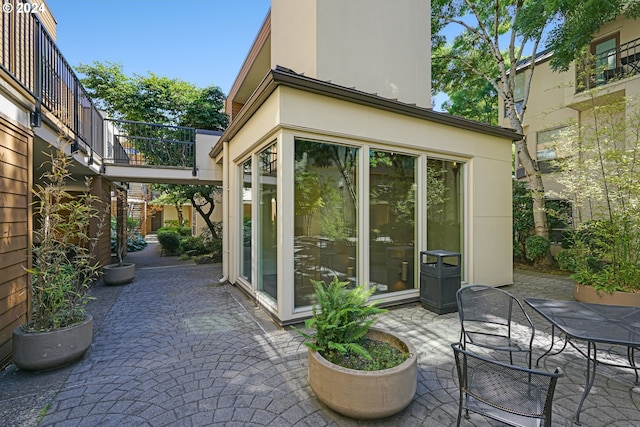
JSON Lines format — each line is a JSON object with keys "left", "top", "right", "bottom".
{"left": 196, "top": 129, "right": 223, "bottom": 136}
{"left": 514, "top": 48, "right": 554, "bottom": 72}
{"left": 211, "top": 67, "right": 522, "bottom": 157}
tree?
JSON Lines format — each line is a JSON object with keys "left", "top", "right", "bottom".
{"left": 76, "top": 61, "right": 228, "bottom": 130}
{"left": 154, "top": 184, "right": 222, "bottom": 239}
{"left": 546, "top": 1, "right": 640, "bottom": 72}
{"left": 433, "top": 0, "right": 640, "bottom": 246}
{"left": 432, "top": 38, "right": 499, "bottom": 125}
{"left": 76, "top": 61, "right": 228, "bottom": 239}
{"left": 553, "top": 92, "right": 640, "bottom": 291}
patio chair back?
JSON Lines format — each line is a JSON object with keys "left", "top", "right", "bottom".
{"left": 456, "top": 285, "right": 535, "bottom": 367}
{"left": 451, "top": 343, "right": 563, "bottom": 427}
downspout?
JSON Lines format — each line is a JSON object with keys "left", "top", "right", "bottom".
{"left": 219, "top": 140, "right": 230, "bottom": 283}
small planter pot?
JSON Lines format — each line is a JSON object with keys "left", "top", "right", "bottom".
{"left": 307, "top": 328, "right": 417, "bottom": 420}
{"left": 12, "top": 315, "right": 93, "bottom": 371}
{"left": 103, "top": 262, "right": 136, "bottom": 285}
{"left": 574, "top": 283, "right": 640, "bottom": 306}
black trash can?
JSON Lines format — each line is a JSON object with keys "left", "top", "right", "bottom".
{"left": 419, "top": 250, "right": 461, "bottom": 314}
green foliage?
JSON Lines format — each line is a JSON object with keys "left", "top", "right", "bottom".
{"left": 157, "top": 229, "right": 181, "bottom": 255}
{"left": 110, "top": 217, "right": 147, "bottom": 253}
{"left": 294, "top": 277, "right": 387, "bottom": 362}
{"left": 547, "top": 1, "right": 640, "bottom": 72}
{"left": 76, "top": 61, "right": 228, "bottom": 130}
{"left": 525, "top": 235, "right": 551, "bottom": 263}
{"left": 554, "top": 249, "right": 579, "bottom": 272}
{"left": 513, "top": 180, "right": 534, "bottom": 260}
{"left": 27, "top": 146, "right": 103, "bottom": 332}
{"left": 554, "top": 94, "right": 640, "bottom": 292}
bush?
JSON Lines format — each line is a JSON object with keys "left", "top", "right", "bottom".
{"left": 555, "top": 249, "right": 578, "bottom": 271}
{"left": 180, "top": 235, "right": 210, "bottom": 256}
{"left": 525, "top": 235, "right": 550, "bottom": 263}
{"left": 157, "top": 229, "right": 181, "bottom": 255}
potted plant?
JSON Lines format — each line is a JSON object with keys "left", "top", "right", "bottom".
{"left": 103, "top": 215, "right": 136, "bottom": 285}
{"left": 295, "top": 277, "right": 417, "bottom": 420}
{"left": 12, "top": 145, "right": 103, "bottom": 371}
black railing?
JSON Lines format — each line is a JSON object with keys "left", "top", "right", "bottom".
{"left": 104, "top": 119, "right": 196, "bottom": 172}
{"left": 578, "top": 36, "right": 640, "bottom": 92}
{"left": 0, "top": 3, "right": 105, "bottom": 157}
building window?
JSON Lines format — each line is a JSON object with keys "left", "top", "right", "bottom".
{"left": 293, "top": 139, "right": 358, "bottom": 307}
{"left": 258, "top": 143, "right": 278, "bottom": 301}
{"left": 369, "top": 150, "right": 417, "bottom": 294}
{"left": 593, "top": 35, "right": 618, "bottom": 86}
{"left": 427, "top": 159, "right": 464, "bottom": 276}
{"left": 536, "top": 127, "right": 566, "bottom": 162}
{"left": 505, "top": 72, "right": 525, "bottom": 117}
{"left": 546, "top": 199, "right": 572, "bottom": 244}
{"left": 240, "top": 159, "right": 252, "bottom": 283}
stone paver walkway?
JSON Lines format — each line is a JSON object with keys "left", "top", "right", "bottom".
{"left": 2, "top": 243, "right": 640, "bottom": 426}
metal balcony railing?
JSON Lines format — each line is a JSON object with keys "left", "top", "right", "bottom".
{"left": 0, "top": 4, "right": 104, "bottom": 157}
{"left": 577, "top": 36, "right": 640, "bottom": 92}
{"left": 104, "top": 119, "right": 196, "bottom": 174}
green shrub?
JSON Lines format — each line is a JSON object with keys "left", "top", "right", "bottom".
{"left": 555, "top": 249, "right": 578, "bottom": 271}
{"left": 157, "top": 229, "right": 181, "bottom": 255}
{"left": 180, "top": 235, "right": 209, "bottom": 255}
{"left": 294, "top": 277, "right": 387, "bottom": 360}
{"left": 525, "top": 235, "right": 550, "bottom": 263}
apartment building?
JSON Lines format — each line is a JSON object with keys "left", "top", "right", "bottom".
{"left": 501, "top": 15, "right": 640, "bottom": 237}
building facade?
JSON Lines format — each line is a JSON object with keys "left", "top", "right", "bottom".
{"left": 214, "top": 0, "right": 519, "bottom": 324}
{"left": 501, "top": 15, "right": 640, "bottom": 237}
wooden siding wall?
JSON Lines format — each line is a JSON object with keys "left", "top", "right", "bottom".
{"left": 90, "top": 177, "right": 113, "bottom": 268}
{"left": 0, "top": 115, "right": 32, "bottom": 367}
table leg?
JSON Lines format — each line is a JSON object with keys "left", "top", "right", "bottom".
{"left": 628, "top": 346, "right": 639, "bottom": 384}
{"left": 575, "top": 342, "right": 597, "bottom": 426}
{"left": 536, "top": 325, "right": 569, "bottom": 367}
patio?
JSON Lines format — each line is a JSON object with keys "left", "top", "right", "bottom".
{"left": 1, "top": 242, "right": 639, "bottom": 426}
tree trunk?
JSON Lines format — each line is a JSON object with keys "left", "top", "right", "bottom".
{"left": 514, "top": 139, "right": 549, "bottom": 239}
{"left": 174, "top": 202, "right": 184, "bottom": 227}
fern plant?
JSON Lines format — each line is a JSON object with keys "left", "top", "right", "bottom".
{"left": 295, "top": 277, "right": 386, "bottom": 360}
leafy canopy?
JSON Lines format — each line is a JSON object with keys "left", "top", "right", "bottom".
{"left": 76, "top": 61, "right": 228, "bottom": 131}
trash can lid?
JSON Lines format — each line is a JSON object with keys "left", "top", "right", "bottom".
{"left": 424, "top": 249, "right": 460, "bottom": 257}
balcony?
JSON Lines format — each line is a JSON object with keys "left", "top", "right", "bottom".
{"left": 0, "top": 8, "right": 196, "bottom": 175}
{"left": 577, "top": 36, "right": 640, "bottom": 92}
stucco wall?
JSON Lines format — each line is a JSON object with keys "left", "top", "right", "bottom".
{"left": 271, "top": 0, "right": 431, "bottom": 108}
{"left": 226, "top": 86, "right": 513, "bottom": 322}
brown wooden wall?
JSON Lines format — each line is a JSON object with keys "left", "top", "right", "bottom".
{"left": 90, "top": 177, "right": 114, "bottom": 268}
{"left": 0, "top": 114, "right": 32, "bottom": 367}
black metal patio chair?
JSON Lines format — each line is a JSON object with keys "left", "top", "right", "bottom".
{"left": 456, "top": 285, "right": 535, "bottom": 367}
{"left": 451, "top": 343, "right": 563, "bottom": 427}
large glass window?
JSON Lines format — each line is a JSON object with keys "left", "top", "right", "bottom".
{"left": 427, "top": 159, "right": 464, "bottom": 271}
{"left": 293, "top": 139, "right": 358, "bottom": 307}
{"left": 240, "top": 159, "right": 252, "bottom": 282}
{"left": 258, "top": 144, "right": 278, "bottom": 301}
{"left": 369, "top": 151, "right": 416, "bottom": 294}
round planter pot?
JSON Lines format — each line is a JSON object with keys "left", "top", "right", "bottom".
{"left": 308, "top": 327, "right": 417, "bottom": 420}
{"left": 12, "top": 315, "right": 93, "bottom": 371}
{"left": 574, "top": 283, "right": 640, "bottom": 306}
{"left": 103, "top": 262, "right": 135, "bottom": 285}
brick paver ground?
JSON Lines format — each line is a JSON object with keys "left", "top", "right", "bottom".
{"left": 2, "top": 242, "right": 640, "bottom": 426}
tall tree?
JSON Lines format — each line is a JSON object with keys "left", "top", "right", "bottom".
{"left": 76, "top": 61, "right": 227, "bottom": 238}
{"left": 433, "top": 0, "right": 640, "bottom": 245}
{"left": 433, "top": 0, "right": 554, "bottom": 241}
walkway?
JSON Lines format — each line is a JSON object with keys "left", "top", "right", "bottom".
{"left": 1, "top": 243, "right": 640, "bottom": 426}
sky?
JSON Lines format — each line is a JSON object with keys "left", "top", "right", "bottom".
{"left": 46, "top": 0, "right": 271, "bottom": 95}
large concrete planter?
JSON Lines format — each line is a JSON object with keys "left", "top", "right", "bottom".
{"left": 12, "top": 315, "right": 93, "bottom": 371}
{"left": 308, "top": 327, "right": 417, "bottom": 420}
{"left": 103, "top": 262, "right": 135, "bottom": 285}
{"left": 574, "top": 283, "right": 640, "bottom": 306}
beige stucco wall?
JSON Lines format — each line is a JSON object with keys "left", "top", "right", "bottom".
{"left": 503, "top": 16, "right": 640, "bottom": 197}
{"left": 271, "top": 0, "right": 431, "bottom": 108}
{"left": 227, "top": 86, "right": 513, "bottom": 322}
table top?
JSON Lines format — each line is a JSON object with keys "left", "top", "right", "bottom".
{"left": 525, "top": 298, "right": 640, "bottom": 347}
